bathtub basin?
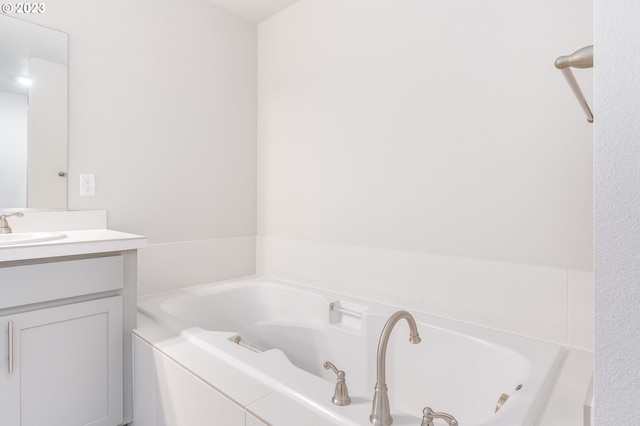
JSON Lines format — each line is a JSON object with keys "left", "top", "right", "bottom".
{"left": 138, "top": 277, "right": 565, "bottom": 425}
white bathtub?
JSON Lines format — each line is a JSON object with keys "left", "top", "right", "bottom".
{"left": 137, "top": 277, "right": 565, "bottom": 426}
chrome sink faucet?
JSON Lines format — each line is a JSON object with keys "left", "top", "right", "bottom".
{"left": 370, "top": 310, "right": 422, "bottom": 426}
{"left": 0, "top": 212, "right": 24, "bottom": 234}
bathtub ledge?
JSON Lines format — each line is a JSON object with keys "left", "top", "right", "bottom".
{"left": 134, "top": 313, "right": 275, "bottom": 408}
{"left": 135, "top": 313, "right": 422, "bottom": 425}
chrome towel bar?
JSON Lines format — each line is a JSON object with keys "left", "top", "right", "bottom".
{"left": 555, "top": 45, "right": 593, "bottom": 123}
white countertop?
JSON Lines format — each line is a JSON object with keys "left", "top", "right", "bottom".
{"left": 0, "top": 229, "right": 147, "bottom": 262}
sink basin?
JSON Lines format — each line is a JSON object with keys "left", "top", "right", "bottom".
{"left": 0, "top": 232, "right": 67, "bottom": 246}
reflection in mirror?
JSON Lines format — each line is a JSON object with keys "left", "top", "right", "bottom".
{"left": 0, "top": 15, "right": 68, "bottom": 209}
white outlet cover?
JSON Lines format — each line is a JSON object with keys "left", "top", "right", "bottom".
{"left": 80, "top": 174, "right": 96, "bottom": 196}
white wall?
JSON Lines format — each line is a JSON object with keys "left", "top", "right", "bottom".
{"left": 594, "top": 0, "right": 640, "bottom": 423}
{"left": 257, "top": 2, "right": 594, "bottom": 420}
{"left": 258, "top": 0, "right": 593, "bottom": 270}
{"left": 256, "top": 0, "right": 594, "bottom": 336}
{"left": 20, "top": 0, "right": 257, "bottom": 292}
{"left": 0, "top": 91, "right": 28, "bottom": 207}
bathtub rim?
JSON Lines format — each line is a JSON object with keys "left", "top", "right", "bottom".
{"left": 137, "top": 275, "right": 566, "bottom": 426}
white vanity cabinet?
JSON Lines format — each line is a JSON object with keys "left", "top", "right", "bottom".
{"left": 0, "top": 296, "right": 123, "bottom": 426}
{"left": 0, "top": 227, "right": 146, "bottom": 426}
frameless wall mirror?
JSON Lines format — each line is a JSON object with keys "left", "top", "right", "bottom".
{"left": 0, "top": 15, "right": 68, "bottom": 209}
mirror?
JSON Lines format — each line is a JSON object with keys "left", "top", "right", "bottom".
{"left": 0, "top": 15, "right": 68, "bottom": 209}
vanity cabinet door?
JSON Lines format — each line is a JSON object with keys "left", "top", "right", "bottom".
{"left": 0, "top": 296, "right": 123, "bottom": 426}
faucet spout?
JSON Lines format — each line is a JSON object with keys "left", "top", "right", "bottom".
{"left": 370, "top": 310, "right": 421, "bottom": 426}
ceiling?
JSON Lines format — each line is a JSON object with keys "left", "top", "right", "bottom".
{"left": 206, "top": 0, "right": 301, "bottom": 22}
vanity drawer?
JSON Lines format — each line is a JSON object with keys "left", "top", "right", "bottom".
{"left": 0, "top": 254, "right": 124, "bottom": 309}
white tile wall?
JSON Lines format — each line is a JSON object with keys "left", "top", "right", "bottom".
{"left": 133, "top": 337, "right": 156, "bottom": 426}
{"left": 539, "top": 348, "right": 593, "bottom": 426}
{"left": 539, "top": 403, "right": 583, "bottom": 426}
{"left": 257, "top": 235, "right": 593, "bottom": 350}
{"left": 257, "top": 236, "right": 422, "bottom": 310}
{"left": 257, "top": 236, "right": 595, "bottom": 424}
{"left": 138, "top": 236, "right": 256, "bottom": 295}
{"left": 153, "top": 348, "right": 246, "bottom": 426}
{"left": 548, "top": 348, "right": 594, "bottom": 410}
{"left": 245, "top": 412, "right": 269, "bottom": 426}
{"left": 420, "top": 256, "right": 568, "bottom": 343}
{"left": 246, "top": 393, "right": 343, "bottom": 426}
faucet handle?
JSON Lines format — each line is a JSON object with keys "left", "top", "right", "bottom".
{"left": 421, "top": 407, "right": 458, "bottom": 426}
{"left": 0, "top": 212, "right": 24, "bottom": 234}
{"left": 324, "top": 361, "right": 352, "bottom": 406}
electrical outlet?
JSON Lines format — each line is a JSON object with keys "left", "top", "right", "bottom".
{"left": 80, "top": 174, "right": 95, "bottom": 196}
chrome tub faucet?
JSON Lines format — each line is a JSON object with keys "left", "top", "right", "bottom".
{"left": 421, "top": 407, "right": 459, "bottom": 426}
{"left": 370, "top": 310, "right": 422, "bottom": 426}
{"left": 324, "top": 361, "right": 351, "bottom": 406}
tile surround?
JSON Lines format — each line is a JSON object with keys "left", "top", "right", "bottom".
{"left": 257, "top": 235, "right": 594, "bottom": 350}
{"left": 257, "top": 236, "right": 422, "bottom": 310}
{"left": 538, "top": 347, "right": 593, "bottom": 426}
{"left": 420, "top": 255, "right": 568, "bottom": 343}
{"left": 257, "top": 235, "right": 594, "bottom": 423}
{"left": 138, "top": 236, "right": 256, "bottom": 296}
